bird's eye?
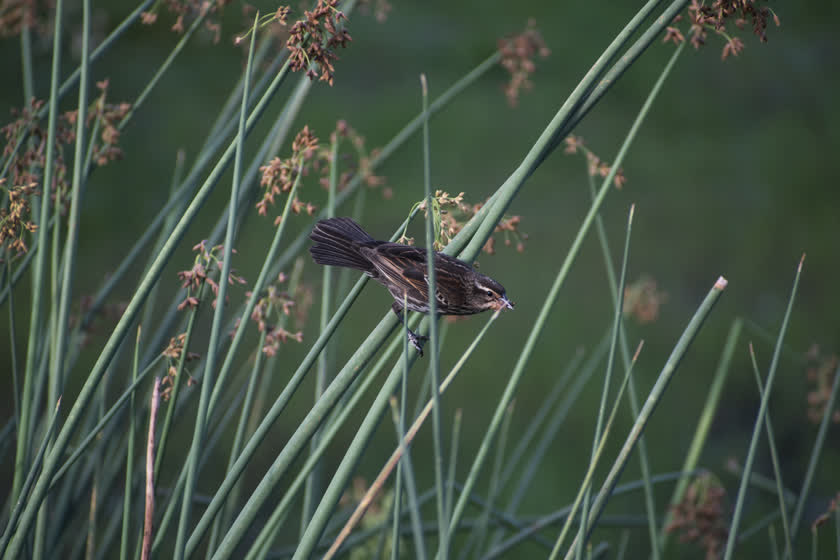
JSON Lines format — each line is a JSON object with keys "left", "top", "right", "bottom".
{"left": 484, "top": 289, "right": 494, "bottom": 297}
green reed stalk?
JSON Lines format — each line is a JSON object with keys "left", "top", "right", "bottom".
{"left": 558, "top": 277, "right": 727, "bottom": 558}
{"left": 577, "top": 205, "right": 634, "bottom": 559}
{"left": 11, "top": 0, "right": 64, "bottom": 513}
{"left": 172, "top": 16, "right": 257, "bottom": 560}
{"left": 420, "top": 73, "right": 449, "bottom": 559}
{"left": 723, "top": 257, "right": 803, "bottom": 560}
{"left": 5, "top": 40, "right": 292, "bottom": 560}
{"left": 748, "top": 344, "right": 793, "bottom": 558}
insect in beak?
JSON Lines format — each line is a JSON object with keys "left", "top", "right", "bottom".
{"left": 499, "top": 295, "right": 514, "bottom": 310}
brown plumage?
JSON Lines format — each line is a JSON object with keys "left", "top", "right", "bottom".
{"left": 309, "top": 217, "right": 513, "bottom": 353}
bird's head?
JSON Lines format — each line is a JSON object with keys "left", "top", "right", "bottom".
{"left": 473, "top": 275, "right": 514, "bottom": 312}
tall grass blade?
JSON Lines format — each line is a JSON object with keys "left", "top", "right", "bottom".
{"left": 141, "top": 378, "right": 161, "bottom": 560}
{"left": 301, "top": 125, "right": 340, "bottom": 538}
{"left": 723, "top": 257, "right": 804, "bottom": 560}
{"left": 320, "top": 311, "right": 502, "bottom": 560}
{"left": 420, "top": 73, "right": 449, "bottom": 559}
{"left": 173, "top": 15, "right": 258, "bottom": 560}
{"left": 577, "top": 205, "right": 634, "bottom": 558}
{"left": 484, "top": 471, "right": 691, "bottom": 559}
{"left": 120, "top": 327, "right": 143, "bottom": 560}
{"left": 50, "top": 0, "right": 90, "bottom": 417}
{"left": 12, "top": 0, "right": 64, "bottom": 513}
{"left": 748, "top": 344, "right": 793, "bottom": 558}
{"left": 0, "top": 398, "right": 61, "bottom": 558}
{"left": 659, "top": 317, "right": 742, "bottom": 552}
{"left": 548, "top": 341, "right": 646, "bottom": 560}
{"left": 790, "top": 362, "right": 840, "bottom": 542}
{"left": 560, "top": 276, "right": 727, "bottom": 558}
{"left": 4, "top": 38, "right": 293, "bottom": 560}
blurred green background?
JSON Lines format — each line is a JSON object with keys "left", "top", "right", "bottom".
{"left": 1, "top": 0, "right": 838, "bottom": 556}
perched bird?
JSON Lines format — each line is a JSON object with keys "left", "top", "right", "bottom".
{"left": 309, "top": 217, "right": 513, "bottom": 354}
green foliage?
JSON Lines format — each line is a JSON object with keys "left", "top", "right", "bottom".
{"left": 0, "top": 1, "right": 837, "bottom": 559}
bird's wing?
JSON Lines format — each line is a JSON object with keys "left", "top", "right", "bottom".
{"left": 363, "top": 244, "right": 428, "bottom": 298}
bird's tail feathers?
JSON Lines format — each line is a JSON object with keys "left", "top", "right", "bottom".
{"left": 309, "top": 217, "right": 376, "bottom": 272}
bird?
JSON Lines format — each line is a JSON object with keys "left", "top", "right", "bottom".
{"left": 309, "top": 217, "right": 513, "bottom": 354}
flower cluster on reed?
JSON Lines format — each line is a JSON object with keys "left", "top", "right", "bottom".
{"left": 498, "top": 19, "right": 550, "bottom": 107}
{"left": 176, "top": 240, "right": 247, "bottom": 311}
{"left": 278, "top": 0, "right": 352, "bottom": 85}
{"left": 623, "top": 276, "right": 668, "bottom": 324}
{"left": 664, "top": 0, "right": 780, "bottom": 60}
{"left": 248, "top": 271, "right": 305, "bottom": 356}
{"left": 258, "top": 126, "right": 319, "bottom": 223}
{"left": 563, "top": 135, "right": 627, "bottom": 189}
{"left": 666, "top": 473, "right": 730, "bottom": 560}
{"left": 141, "top": 0, "right": 231, "bottom": 42}
{"left": 400, "top": 190, "right": 528, "bottom": 255}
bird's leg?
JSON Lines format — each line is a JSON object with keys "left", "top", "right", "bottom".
{"left": 391, "top": 301, "right": 427, "bottom": 356}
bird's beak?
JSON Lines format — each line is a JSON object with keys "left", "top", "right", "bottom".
{"left": 500, "top": 295, "right": 514, "bottom": 310}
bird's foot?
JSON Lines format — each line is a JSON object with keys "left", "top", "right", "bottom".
{"left": 406, "top": 330, "right": 428, "bottom": 356}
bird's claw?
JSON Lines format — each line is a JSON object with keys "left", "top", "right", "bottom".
{"left": 407, "top": 330, "right": 428, "bottom": 356}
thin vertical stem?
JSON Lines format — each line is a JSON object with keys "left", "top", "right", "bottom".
{"left": 577, "top": 205, "right": 634, "bottom": 558}
{"left": 390, "top": 317, "right": 410, "bottom": 560}
{"left": 560, "top": 277, "right": 727, "bottom": 558}
{"left": 420, "top": 73, "right": 448, "bottom": 558}
{"left": 790, "top": 362, "right": 840, "bottom": 542}
{"left": 659, "top": 318, "right": 742, "bottom": 552}
{"left": 584, "top": 172, "right": 658, "bottom": 560}
{"left": 5, "top": 257, "right": 20, "bottom": 437}
{"left": 446, "top": 408, "right": 462, "bottom": 525}
{"left": 748, "top": 344, "right": 793, "bottom": 559}
{"left": 173, "top": 14, "right": 257, "bottom": 559}
{"left": 5, "top": 43, "right": 292, "bottom": 560}
{"left": 302, "top": 126, "right": 340, "bottom": 534}
{"left": 141, "top": 379, "right": 161, "bottom": 560}
{"left": 120, "top": 327, "right": 143, "bottom": 560}
{"left": 0, "top": 398, "right": 62, "bottom": 558}
{"left": 401, "top": 292, "right": 428, "bottom": 560}
{"left": 723, "top": 257, "right": 804, "bottom": 560}
{"left": 51, "top": 0, "right": 90, "bottom": 411}
{"left": 13, "top": 0, "right": 64, "bottom": 510}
